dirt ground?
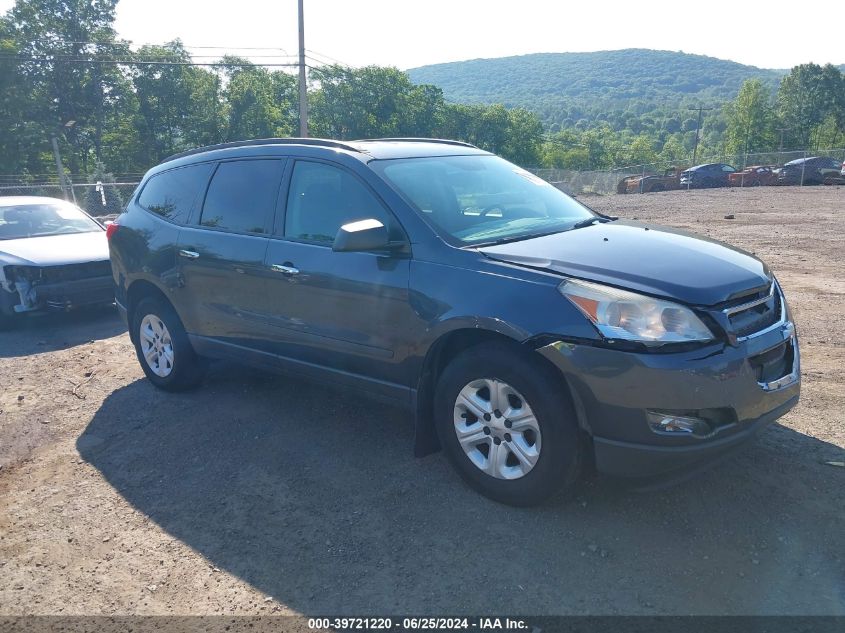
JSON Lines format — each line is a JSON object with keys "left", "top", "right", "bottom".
{"left": 0, "top": 186, "right": 843, "bottom": 616}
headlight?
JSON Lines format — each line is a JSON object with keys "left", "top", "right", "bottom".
{"left": 558, "top": 278, "right": 713, "bottom": 344}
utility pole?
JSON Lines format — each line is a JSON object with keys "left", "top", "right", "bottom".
{"left": 689, "top": 105, "right": 713, "bottom": 166}
{"left": 297, "top": 0, "right": 308, "bottom": 137}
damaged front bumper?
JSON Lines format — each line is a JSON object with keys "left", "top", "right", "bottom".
{"left": 536, "top": 318, "right": 800, "bottom": 480}
{"left": 3, "top": 262, "right": 115, "bottom": 313}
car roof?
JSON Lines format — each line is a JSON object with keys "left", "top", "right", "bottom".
{"left": 784, "top": 157, "right": 822, "bottom": 165}
{"left": 0, "top": 195, "right": 72, "bottom": 207}
{"left": 160, "top": 137, "right": 490, "bottom": 166}
{"left": 689, "top": 163, "right": 723, "bottom": 170}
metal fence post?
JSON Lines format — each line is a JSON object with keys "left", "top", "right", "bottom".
{"left": 800, "top": 150, "right": 806, "bottom": 187}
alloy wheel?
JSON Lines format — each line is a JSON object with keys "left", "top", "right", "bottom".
{"left": 453, "top": 378, "right": 542, "bottom": 480}
{"left": 139, "top": 314, "right": 174, "bottom": 378}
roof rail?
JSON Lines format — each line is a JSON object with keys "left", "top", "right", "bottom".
{"left": 355, "top": 137, "right": 479, "bottom": 149}
{"left": 162, "top": 137, "right": 363, "bottom": 163}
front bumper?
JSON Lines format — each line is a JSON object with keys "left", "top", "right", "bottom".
{"left": 23, "top": 275, "right": 115, "bottom": 311}
{"left": 537, "top": 318, "right": 800, "bottom": 479}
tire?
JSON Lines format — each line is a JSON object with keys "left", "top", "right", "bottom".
{"left": 434, "top": 342, "right": 581, "bottom": 506}
{"left": 131, "top": 295, "right": 204, "bottom": 391}
{"left": 650, "top": 183, "right": 665, "bottom": 192}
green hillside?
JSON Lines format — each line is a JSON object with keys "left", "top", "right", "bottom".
{"left": 408, "top": 49, "right": 783, "bottom": 128}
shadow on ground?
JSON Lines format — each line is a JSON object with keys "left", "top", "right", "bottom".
{"left": 0, "top": 305, "right": 125, "bottom": 358}
{"left": 78, "top": 364, "right": 845, "bottom": 615}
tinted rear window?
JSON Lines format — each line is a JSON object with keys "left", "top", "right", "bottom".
{"left": 200, "top": 160, "right": 284, "bottom": 234}
{"left": 138, "top": 163, "right": 214, "bottom": 224}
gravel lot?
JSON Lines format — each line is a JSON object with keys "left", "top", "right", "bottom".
{"left": 0, "top": 186, "right": 843, "bottom": 616}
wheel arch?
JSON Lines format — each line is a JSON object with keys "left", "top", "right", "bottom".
{"left": 412, "top": 326, "right": 584, "bottom": 458}
{"left": 125, "top": 280, "right": 179, "bottom": 344}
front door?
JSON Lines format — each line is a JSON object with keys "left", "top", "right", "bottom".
{"left": 262, "top": 159, "right": 416, "bottom": 401}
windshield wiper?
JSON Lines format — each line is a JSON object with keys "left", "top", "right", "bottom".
{"left": 473, "top": 229, "right": 570, "bottom": 247}
{"left": 570, "top": 216, "right": 612, "bottom": 230}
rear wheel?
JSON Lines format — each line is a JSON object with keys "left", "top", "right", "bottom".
{"left": 132, "top": 296, "right": 204, "bottom": 391}
{"left": 434, "top": 342, "right": 581, "bottom": 506}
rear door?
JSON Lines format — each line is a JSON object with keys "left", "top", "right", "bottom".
{"left": 261, "top": 159, "right": 415, "bottom": 400}
{"left": 176, "top": 158, "right": 285, "bottom": 350}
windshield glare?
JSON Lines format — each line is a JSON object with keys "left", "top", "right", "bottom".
{"left": 374, "top": 155, "right": 595, "bottom": 245}
{"left": 0, "top": 202, "right": 101, "bottom": 240}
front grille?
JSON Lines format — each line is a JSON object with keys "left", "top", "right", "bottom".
{"left": 723, "top": 283, "right": 782, "bottom": 339}
{"left": 38, "top": 261, "right": 112, "bottom": 283}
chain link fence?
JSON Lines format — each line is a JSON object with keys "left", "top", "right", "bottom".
{"left": 0, "top": 179, "right": 140, "bottom": 217}
{"left": 1, "top": 147, "right": 843, "bottom": 211}
{"left": 530, "top": 148, "right": 845, "bottom": 195}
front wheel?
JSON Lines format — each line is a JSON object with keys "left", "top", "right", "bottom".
{"left": 434, "top": 342, "right": 581, "bottom": 506}
{"left": 132, "top": 296, "right": 204, "bottom": 391}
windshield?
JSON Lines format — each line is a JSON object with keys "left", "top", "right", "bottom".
{"left": 0, "top": 201, "right": 102, "bottom": 240}
{"left": 372, "top": 155, "right": 596, "bottom": 245}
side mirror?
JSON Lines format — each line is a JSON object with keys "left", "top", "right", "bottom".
{"left": 332, "top": 218, "right": 391, "bottom": 253}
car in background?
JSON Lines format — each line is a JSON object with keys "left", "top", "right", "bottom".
{"left": 617, "top": 167, "right": 683, "bottom": 194}
{"left": 776, "top": 156, "right": 842, "bottom": 185}
{"left": 0, "top": 196, "right": 114, "bottom": 327}
{"left": 679, "top": 163, "right": 736, "bottom": 188}
{"left": 728, "top": 166, "right": 777, "bottom": 187}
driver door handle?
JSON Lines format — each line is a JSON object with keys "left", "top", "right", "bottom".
{"left": 270, "top": 263, "right": 299, "bottom": 275}
{"left": 178, "top": 249, "right": 200, "bottom": 259}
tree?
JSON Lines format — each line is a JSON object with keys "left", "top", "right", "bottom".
{"left": 219, "top": 57, "right": 297, "bottom": 141}
{"left": 131, "top": 41, "right": 224, "bottom": 164}
{"left": 659, "top": 135, "right": 689, "bottom": 164}
{"left": 724, "top": 79, "right": 775, "bottom": 156}
{"left": 6, "top": 0, "right": 134, "bottom": 174}
{"left": 777, "top": 63, "right": 845, "bottom": 148}
{"left": 310, "top": 65, "right": 439, "bottom": 139}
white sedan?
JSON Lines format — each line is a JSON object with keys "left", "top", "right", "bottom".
{"left": 0, "top": 196, "right": 114, "bottom": 327}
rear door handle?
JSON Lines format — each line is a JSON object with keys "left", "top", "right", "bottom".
{"left": 270, "top": 264, "right": 299, "bottom": 275}
{"left": 178, "top": 249, "right": 200, "bottom": 259}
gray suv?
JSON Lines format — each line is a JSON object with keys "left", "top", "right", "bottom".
{"left": 108, "top": 138, "right": 800, "bottom": 505}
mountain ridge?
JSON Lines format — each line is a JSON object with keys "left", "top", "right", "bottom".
{"left": 406, "top": 49, "right": 845, "bottom": 128}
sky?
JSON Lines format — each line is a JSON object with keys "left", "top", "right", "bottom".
{"left": 1, "top": 0, "right": 842, "bottom": 71}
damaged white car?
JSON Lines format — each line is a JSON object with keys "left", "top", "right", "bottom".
{"left": 0, "top": 196, "right": 114, "bottom": 327}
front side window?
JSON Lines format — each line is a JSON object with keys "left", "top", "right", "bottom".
{"left": 0, "top": 201, "right": 101, "bottom": 240}
{"left": 200, "top": 160, "right": 283, "bottom": 233}
{"left": 284, "top": 161, "right": 390, "bottom": 243}
{"left": 138, "top": 163, "right": 214, "bottom": 224}
{"left": 371, "top": 155, "right": 594, "bottom": 246}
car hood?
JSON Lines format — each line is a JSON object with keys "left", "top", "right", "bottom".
{"left": 0, "top": 231, "right": 109, "bottom": 267}
{"left": 478, "top": 220, "right": 771, "bottom": 306}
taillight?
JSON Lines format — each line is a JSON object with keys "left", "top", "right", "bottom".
{"left": 105, "top": 222, "right": 119, "bottom": 240}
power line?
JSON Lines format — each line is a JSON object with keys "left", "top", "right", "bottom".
{"left": 305, "top": 48, "right": 351, "bottom": 67}
{"left": 1, "top": 55, "right": 301, "bottom": 67}
{"left": 21, "top": 38, "right": 292, "bottom": 53}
